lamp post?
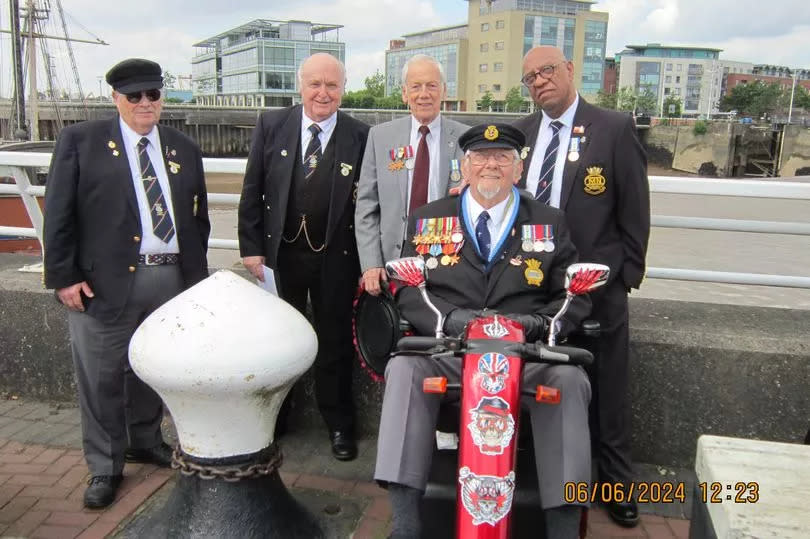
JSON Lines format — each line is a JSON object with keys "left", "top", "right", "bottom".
{"left": 787, "top": 69, "right": 798, "bottom": 125}
{"left": 97, "top": 76, "right": 102, "bottom": 100}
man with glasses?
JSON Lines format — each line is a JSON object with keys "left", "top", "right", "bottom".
{"left": 514, "top": 45, "right": 650, "bottom": 528}
{"left": 239, "top": 53, "right": 369, "bottom": 461}
{"left": 375, "top": 123, "right": 592, "bottom": 539}
{"left": 44, "top": 58, "right": 210, "bottom": 508}
{"left": 355, "top": 54, "right": 467, "bottom": 297}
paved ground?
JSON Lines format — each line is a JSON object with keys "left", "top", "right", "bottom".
{"left": 0, "top": 398, "right": 689, "bottom": 539}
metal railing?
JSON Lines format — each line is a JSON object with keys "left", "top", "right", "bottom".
{"left": 2, "top": 150, "right": 810, "bottom": 289}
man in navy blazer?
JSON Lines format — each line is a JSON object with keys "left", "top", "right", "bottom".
{"left": 44, "top": 58, "right": 210, "bottom": 508}
{"left": 514, "top": 45, "right": 650, "bottom": 528}
{"left": 238, "top": 53, "right": 369, "bottom": 461}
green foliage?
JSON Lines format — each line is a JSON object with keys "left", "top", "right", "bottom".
{"left": 364, "top": 71, "right": 386, "bottom": 96}
{"left": 719, "top": 80, "right": 783, "bottom": 118}
{"left": 693, "top": 120, "right": 708, "bottom": 136}
{"left": 596, "top": 89, "right": 617, "bottom": 110}
{"left": 164, "top": 97, "right": 184, "bottom": 103}
{"left": 478, "top": 90, "right": 494, "bottom": 111}
{"left": 663, "top": 96, "right": 682, "bottom": 118}
{"left": 616, "top": 86, "right": 637, "bottom": 112}
{"left": 504, "top": 86, "right": 525, "bottom": 112}
{"left": 341, "top": 73, "right": 405, "bottom": 110}
{"left": 636, "top": 84, "right": 658, "bottom": 115}
{"left": 162, "top": 71, "right": 177, "bottom": 89}
{"left": 791, "top": 84, "right": 810, "bottom": 110}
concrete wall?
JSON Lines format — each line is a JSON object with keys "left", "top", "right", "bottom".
{"left": 780, "top": 125, "right": 810, "bottom": 177}
{"left": 1, "top": 256, "right": 807, "bottom": 467}
{"left": 644, "top": 122, "right": 736, "bottom": 176}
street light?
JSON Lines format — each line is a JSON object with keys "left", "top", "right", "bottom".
{"left": 787, "top": 69, "right": 798, "bottom": 124}
{"left": 97, "top": 76, "right": 103, "bottom": 100}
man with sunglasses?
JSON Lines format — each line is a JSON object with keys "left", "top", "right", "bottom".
{"left": 44, "top": 58, "right": 210, "bottom": 509}
{"left": 375, "top": 123, "right": 592, "bottom": 539}
{"left": 514, "top": 46, "right": 650, "bottom": 528}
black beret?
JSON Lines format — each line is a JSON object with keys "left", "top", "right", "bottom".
{"left": 458, "top": 123, "right": 526, "bottom": 153}
{"left": 105, "top": 58, "right": 163, "bottom": 93}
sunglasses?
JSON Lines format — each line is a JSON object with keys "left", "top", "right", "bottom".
{"left": 124, "top": 89, "right": 161, "bottom": 104}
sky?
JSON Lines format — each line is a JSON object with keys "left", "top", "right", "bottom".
{"left": 1, "top": 0, "right": 809, "bottom": 98}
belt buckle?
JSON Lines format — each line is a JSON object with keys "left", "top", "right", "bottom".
{"left": 145, "top": 254, "right": 162, "bottom": 266}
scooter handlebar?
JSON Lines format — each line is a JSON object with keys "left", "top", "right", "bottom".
{"left": 513, "top": 343, "right": 594, "bottom": 366}
{"left": 396, "top": 336, "right": 448, "bottom": 352}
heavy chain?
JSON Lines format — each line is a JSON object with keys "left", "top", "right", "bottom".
{"left": 171, "top": 445, "right": 283, "bottom": 482}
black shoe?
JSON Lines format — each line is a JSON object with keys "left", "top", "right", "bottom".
{"left": 329, "top": 430, "right": 358, "bottom": 461}
{"left": 83, "top": 474, "right": 123, "bottom": 509}
{"left": 605, "top": 500, "right": 639, "bottom": 528}
{"left": 125, "top": 442, "right": 173, "bottom": 468}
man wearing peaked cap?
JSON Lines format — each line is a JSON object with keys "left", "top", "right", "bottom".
{"left": 44, "top": 57, "right": 210, "bottom": 508}
{"left": 374, "top": 122, "right": 593, "bottom": 538}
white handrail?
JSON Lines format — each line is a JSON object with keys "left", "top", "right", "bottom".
{"left": 2, "top": 151, "right": 809, "bottom": 288}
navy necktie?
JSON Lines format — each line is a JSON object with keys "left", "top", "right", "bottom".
{"left": 137, "top": 137, "right": 175, "bottom": 243}
{"left": 476, "top": 211, "right": 491, "bottom": 262}
{"left": 535, "top": 120, "right": 563, "bottom": 204}
{"left": 304, "top": 123, "right": 322, "bottom": 179}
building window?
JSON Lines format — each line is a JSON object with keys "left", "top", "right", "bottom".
{"left": 496, "top": 20, "right": 505, "bottom": 29}
{"left": 666, "top": 63, "right": 672, "bottom": 71}
{"left": 479, "top": 84, "right": 488, "bottom": 92}
{"left": 479, "top": 64, "right": 488, "bottom": 72}
{"left": 493, "top": 84, "right": 501, "bottom": 92}
{"left": 480, "top": 43, "right": 489, "bottom": 52}
{"left": 665, "top": 75, "right": 672, "bottom": 83}
{"left": 674, "top": 88, "right": 681, "bottom": 96}
{"left": 664, "top": 87, "right": 671, "bottom": 95}
{"left": 676, "top": 64, "right": 682, "bottom": 72}
{"left": 676, "top": 76, "right": 681, "bottom": 83}
{"left": 495, "top": 41, "right": 504, "bottom": 50}
{"left": 494, "top": 62, "right": 504, "bottom": 72}
{"left": 481, "top": 23, "right": 490, "bottom": 32}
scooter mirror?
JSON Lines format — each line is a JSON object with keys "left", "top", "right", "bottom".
{"left": 564, "top": 263, "right": 610, "bottom": 295}
{"left": 385, "top": 257, "right": 427, "bottom": 288}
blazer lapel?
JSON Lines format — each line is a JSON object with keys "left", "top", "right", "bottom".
{"left": 518, "top": 113, "right": 542, "bottom": 189}
{"left": 455, "top": 192, "right": 486, "bottom": 276}
{"left": 395, "top": 116, "right": 412, "bottom": 210}
{"left": 325, "top": 111, "right": 356, "bottom": 242}
{"left": 108, "top": 117, "right": 141, "bottom": 225}
{"left": 437, "top": 117, "right": 456, "bottom": 195}
{"left": 486, "top": 193, "right": 527, "bottom": 287}
{"left": 157, "top": 125, "right": 184, "bottom": 225}
{"left": 559, "top": 102, "right": 592, "bottom": 210}
{"left": 273, "top": 106, "right": 302, "bottom": 222}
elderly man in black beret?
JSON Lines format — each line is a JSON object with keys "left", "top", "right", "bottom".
{"left": 44, "top": 58, "right": 210, "bottom": 508}
{"left": 374, "top": 123, "right": 592, "bottom": 538}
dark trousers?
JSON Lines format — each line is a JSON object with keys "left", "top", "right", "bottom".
{"left": 586, "top": 281, "right": 634, "bottom": 485}
{"left": 277, "top": 242, "right": 355, "bottom": 433}
{"left": 68, "top": 265, "right": 182, "bottom": 475}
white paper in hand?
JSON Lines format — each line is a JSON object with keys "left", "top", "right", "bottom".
{"left": 258, "top": 265, "right": 278, "bottom": 296}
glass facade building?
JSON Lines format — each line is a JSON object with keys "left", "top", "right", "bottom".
{"left": 192, "top": 19, "right": 344, "bottom": 107}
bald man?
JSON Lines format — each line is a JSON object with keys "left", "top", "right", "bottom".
{"left": 239, "top": 53, "right": 370, "bottom": 461}
{"left": 514, "top": 45, "right": 650, "bottom": 528}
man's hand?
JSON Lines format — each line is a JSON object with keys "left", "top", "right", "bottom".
{"left": 56, "top": 282, "right": 94, "bottom": 312}
{"left": 505, "top": 313, "right": 550, "bottom": 342}
{"left": 362, "top": 267, "right": 388, "bottom": 296}
{"left": 443, "top": 308, "right": 477, "bottom": 337}
{"left": 242, "top": 255, "right": 266, "bottom": 282}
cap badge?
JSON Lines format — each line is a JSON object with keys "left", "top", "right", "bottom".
{"left": 484, "top": 125, "right": 499, "bottom": 141}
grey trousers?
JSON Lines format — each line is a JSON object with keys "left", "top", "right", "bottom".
{"left": 67, "top": 265, "right": 183, "bottom": 475}
{"left": 374, "top": 355, "right": 592, "bottom": 509}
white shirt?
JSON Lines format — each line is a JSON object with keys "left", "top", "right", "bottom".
{"left": 525, "top": 94, "right": 580, "bottom": 208}
{"left": 464, "top": 188, "right": 516, "bottom": 262}
{"left": 119, "top": 118, "right": 179, "bottom": 254}
{"left": 407, "top": 114, "right": 443, "bottom": 210}
{"left": 300, "top": 110, "right": 337, "bottom": 162}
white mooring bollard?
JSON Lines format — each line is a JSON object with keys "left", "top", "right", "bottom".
{"left": 125, "top": 270, "right": 323, "bottom": 538}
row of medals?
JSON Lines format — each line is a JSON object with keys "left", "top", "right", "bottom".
{"left": 414, "top": 227, "right": 465, "bottom": 269}
{"left": 522, "top": 238, "right": 555, "bottom": 253}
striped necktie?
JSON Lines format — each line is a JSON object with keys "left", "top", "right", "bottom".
{"left": 535, "top": 120, "right": 563, "bottom": 205}
{"left": 137, "top": 137, "right": 175, "bottom": 243}
{"left": 304, "top": 123, "right": 322, "bottom": 179}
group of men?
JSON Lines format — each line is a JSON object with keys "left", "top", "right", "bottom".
{"left": 43, "top": 44, "right": 649, "bottom": 538}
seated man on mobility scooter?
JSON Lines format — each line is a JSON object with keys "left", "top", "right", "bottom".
{"left": 375, "top": 123, "right": 593, "bottom": 538}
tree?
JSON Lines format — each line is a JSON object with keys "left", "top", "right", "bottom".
{"left": 478, "top": 90, "right": 494, "bottom": 111}
{"left": 616, "top": 86, "right": 637, "bottom": 112}
{"left": 662, "top": 95, "right": 682, "bottom": 118}
{"left": 719, "top": 81, "right": 783, "bottom": 118}
{"left": 636, "top": 84, "right": 658, "bottom": 115}
{"left": 504, "top": 86, "right": 525, "bottom": 112}
{"left": 364, "top": 71, "right": 385, "bottom": 97}
{"left": 794, "top": 84, "right": 810, "bottom": 110}
{"left": 596, "top": 89, "right": 617, "bottom": 110}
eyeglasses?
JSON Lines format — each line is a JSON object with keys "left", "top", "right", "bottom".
{"left": 521, "top": 62, "right": 564, "bottom": 87}
{"left": 125, "top": 89, "right": 161, "bottom": 104}
{"left": 468, "top": 151, "right": 516, "bottom": 167}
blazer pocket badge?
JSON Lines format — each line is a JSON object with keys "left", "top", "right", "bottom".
{"left": 108, "top": 140, "right": 119, "bottom": 157}
{"left": 584, "top": 166, "right": 606, "bottom": 195}
{"left": 168, "top": 161, "right": 181, "bottom": 174}
{"left": 524, "top": 259, "right": 544, "bottom": 286}
{"left": 340, "top": 162, "right": 353, "bottom": 177}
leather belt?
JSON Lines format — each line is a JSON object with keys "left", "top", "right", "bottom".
{"left": 138, "top": 253, "right": 179, "bottom": 266}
